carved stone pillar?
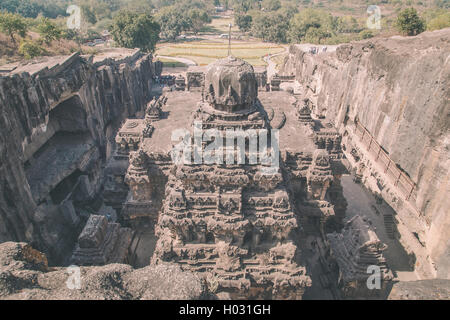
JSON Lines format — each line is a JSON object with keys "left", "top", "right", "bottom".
{"left": 307, "top": 150, "right": 333, "bottom": 200}
{"left": 125, "top": 149, "right": 152, "bottom": 201}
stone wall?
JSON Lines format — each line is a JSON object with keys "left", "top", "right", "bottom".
{"left": 0, "top": 51, "right": 157, "bottom": 264}
{"left": 280, "top": 29, "right": 450, "bottom": 278}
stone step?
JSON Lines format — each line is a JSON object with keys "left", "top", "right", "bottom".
{"left": 383, "top": 214, "right": 396, "bottom": 239}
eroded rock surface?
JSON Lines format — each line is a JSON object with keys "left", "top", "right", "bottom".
{"left": 0, "top": 49, "right": 159, "bottom": 264}
{"left": 0, "top": 242, "right": 206, "bottom": 300}
{"left": 280, "top": 29, "right": 450, "bottom": 278}
{"left": 388, "top": 279, "right": 450, "bottom": 300}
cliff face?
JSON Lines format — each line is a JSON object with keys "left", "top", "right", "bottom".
{"left": 280, "top": 28, "right": 449, "bottom": 278}
{"left": 0, "top": 50, "right": 158, "bottom": 264}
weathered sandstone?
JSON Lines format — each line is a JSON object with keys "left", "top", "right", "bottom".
{"left": 280, "top": 28, "right": 450, "bottom": 278}
{"left": 0, "top": 49, "right": 159, "bottom": 264}
{"left": 0, "top": 242, "right": 206, "bottom": 300}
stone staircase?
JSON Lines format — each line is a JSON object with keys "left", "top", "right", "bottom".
{"left": 383, "top": 214, "right": 396, "bottom": 239}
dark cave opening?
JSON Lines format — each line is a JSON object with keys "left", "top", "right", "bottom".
{"left": 50, "top": 169, "right": 84, "bottom": 205}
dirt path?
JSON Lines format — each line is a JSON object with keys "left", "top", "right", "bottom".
{"left": 264, "top": 47, "right": 289, "bottom": 79}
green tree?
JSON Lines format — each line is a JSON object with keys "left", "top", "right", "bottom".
{"left": 40, "top": 1, "right": 68, "bottom": 19}
{"left": 261, "top": 0, "right": 281, "bottom": 11}
{"left": 187, "top": 9, "right": 211, "bottom": 34}
{"left": 18, "top": 39, "right": 43, "bottom": 59}
{"left": 232, "top": 0, "right": 256, "bottom": 13}
{"left": 223, "top": 0, "right": 230, "bottom": 10}
{"left": 110, "top": 11, "right": 160, "bottom": 52}
{"left": 155, "top": 6, "right": 190, "bottom": 40}
{"left": 251, "top": 12, "right": 289, "bottom": 43}
{"left": 304, "top": 27, "right": 332, "bottom": 44}
{"left": 0, "top": 0, "right": 42, "bottom": 18}
{"left": 335, "top": 16, "right": 361, "bottom": 33}
{"left": 0, "top": 11, "right": 28, "bottom": 44}
{"left": 276, "top": 3, "right": 299, "bottom": 20}
{"left": 80, "top": 5, "right": 97, "bottom": 25}
{"left": 396, "top": 8, "right": 425, "bottom": 36}
{"left": 37, "top": 18, "right": 63, "bottom": 44}
{"left": 288, "top": 9, "right": 335, "bottom": 43}
{"left": 235, "top": 14, "right": 252, "bottom": 31}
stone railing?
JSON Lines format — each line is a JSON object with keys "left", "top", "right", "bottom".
{"left": 354, "top": 120, "right": 416, "bottom": 202}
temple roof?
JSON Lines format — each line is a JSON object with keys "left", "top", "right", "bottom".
{"left": 204, "top": 56, "right": 257, "bottom": 113}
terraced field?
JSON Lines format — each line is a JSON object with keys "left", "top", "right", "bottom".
{"left": 156, "top": 40, "right": 286, "bottom": 66}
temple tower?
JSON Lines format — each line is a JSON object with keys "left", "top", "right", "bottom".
{"left": 151, "top": 56, "right": 311, "bottom": 299}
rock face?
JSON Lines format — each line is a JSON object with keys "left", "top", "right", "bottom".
{"left": 0, "top": 49, "right": 159, "bottom": 264}
{"left": 280, "top": 29, "right": 450, "bottom": 278}
{"left": 0, "top": 242, "right": 207, "bottom": 300}
{"left": 388, "top": 279, "right": 450, "bottom": 300}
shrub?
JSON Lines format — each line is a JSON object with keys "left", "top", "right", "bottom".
{"left": 359, "top": 29, "right": 374, "bottom": 39}
{"left": 18, "top": 39, "right": 43, "bottom": 59}
{"left": 0, "top": 11, "right": 28, "bottom": 44}
{"left": 396, "top": 8, "right": 426, "bottom": 36}
{"left": 427, "top": 12, "right": 450, "bottom": 31}
{"left": 235, "top": 14, "right": 252, "bottom": 32}
{"left": 37, "top": 18, "right": 63, "bottom": 44}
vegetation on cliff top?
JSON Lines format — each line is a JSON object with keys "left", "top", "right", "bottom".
{"left": 0, "top": 0, "right": 449, "bottom": 64}
{"left": 0, "top": 11, "right": 27, "bottom": 44}
{"left": 396, "top": 7, "right": 426, "bottom": 35}
{"left": 233, "top": 0, "right": 449, "bottom": 44}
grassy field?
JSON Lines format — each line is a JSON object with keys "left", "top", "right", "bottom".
{"left": 176, "top": 55, "right": 267, "bottom": 66}
{"left": 156, "top": 40, "right": 286, "bottom": 66}
{"left": 155, "top": 57, "right": 188, "bottom": 68}
{"left": 154, "top": 15, "right": 288, "bottom": 66}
